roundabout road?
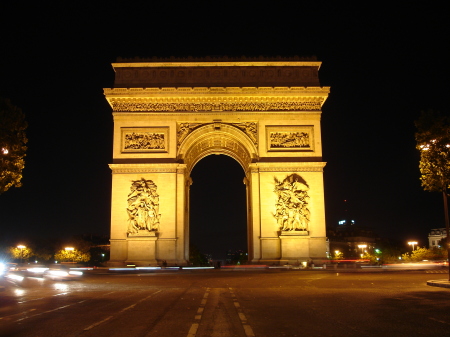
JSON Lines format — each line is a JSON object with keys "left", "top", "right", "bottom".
{"left": 1, "top": 268, "right": 449, "bottom": 336}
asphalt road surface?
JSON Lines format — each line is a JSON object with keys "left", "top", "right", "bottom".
{"left": 1, "top": 268, "right": 450, "bottom": 336}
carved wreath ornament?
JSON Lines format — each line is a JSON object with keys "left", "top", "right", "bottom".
{"left": 274, "top": 174, "right": 310, "bottom": 231}
{"left": 126, "top": 178, "right": 161, "bottom": 234}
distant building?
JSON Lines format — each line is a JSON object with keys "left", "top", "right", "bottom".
{"left": 327, "top": 219, "right": 379, "bottom": 258}
{"left": 428, "top": 228, "right": 447, "bottom": 248}
{"left": 226, "top": 250, "right": 248, "bottom": 265}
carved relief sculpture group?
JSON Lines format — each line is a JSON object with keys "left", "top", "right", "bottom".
{"left": 124, "top": 132, "right": 165, "bottom": 150}
{"left": 126, "top": 178, "right": 161, "bottom": 234}
{"left": 270, "top": 132, "right": 310, "bottom": 148}
{"left": 274, "top": 174, "right": 310, "bottom": 231}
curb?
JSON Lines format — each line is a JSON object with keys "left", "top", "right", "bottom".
{"left": 427, "top": 280, "right": 450, "bottom": 288}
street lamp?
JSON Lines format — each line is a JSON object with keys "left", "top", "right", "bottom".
{"left": 408, "top": 241, "right": 418, "bottom": 251}
{"left": 17, "top": 245, "right": 26, "bottom": 264}
{"left": 357, "top": 244, "right": 367, "bottom": 258}
{"left": 65, "top": 247, "right": 75, "bottom": 263}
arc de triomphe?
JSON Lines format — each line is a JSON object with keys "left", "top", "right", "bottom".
{"left": 104, "top": 57, "right": 330, "bottom": 266}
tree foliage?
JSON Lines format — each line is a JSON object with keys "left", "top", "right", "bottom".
{"left": 401, "top": 247, "right": 447, "bottom": 262}
{"left": 0, "top": 97, "right": 28, "bottom": 194}
{"left": 415, "top": 110, "right": 450, "bottom": 192}
{"left": 54, "top": 248, "right": 91, "bottom": 263}
{"left": 8, "top": 246, "right": 33, "bottom": 261}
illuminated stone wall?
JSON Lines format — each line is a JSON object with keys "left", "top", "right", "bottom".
{"left": 105, "top": 58, "right": 330, "bottom": 266}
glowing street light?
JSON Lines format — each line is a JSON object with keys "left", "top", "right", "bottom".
{"left": 357, "top": 244, "right": 367, "bottom": 258}
{"left": 17, "top": 245, "right": 26, "bottom": 264}
{"left": 408, "top": 241, "right": 418, "bottom": 251}
{"left": 65, "top": 247, "right": 75, "bottom": 263}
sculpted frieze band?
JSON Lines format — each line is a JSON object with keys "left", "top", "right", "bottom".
{"left": 111, "top": 101, "right": 323, "bottom": 112}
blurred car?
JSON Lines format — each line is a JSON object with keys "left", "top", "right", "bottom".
{"left": 1, "top": 262, "right": 19, "bottom": 276}
{"left": 25, "top": 265, "right": 49, "bottom": 277}
{"left": 43, "top": 265, "right": 83, "bottom": 280}
{"left": 0, "top": 262, "right": 6, "bottom": 277}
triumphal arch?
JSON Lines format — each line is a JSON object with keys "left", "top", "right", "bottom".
{"left": 104, "top": 56, "right": 330, "bottom": 266}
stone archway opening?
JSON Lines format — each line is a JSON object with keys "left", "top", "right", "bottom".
{"left": 189, "top": 154, "right": 247, "bottom": 262}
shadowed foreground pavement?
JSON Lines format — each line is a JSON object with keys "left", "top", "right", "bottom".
{"left": 1, "top": 268, "right": 450, "bottom": 336}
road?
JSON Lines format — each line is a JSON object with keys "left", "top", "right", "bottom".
{"left": 1, "top": 268, "right": 449, "bottom": 336}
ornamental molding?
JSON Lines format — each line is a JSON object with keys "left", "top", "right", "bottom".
{"left": 258, "top": 167, "right": 325, "bottom": 172}
{"left": 109, "top": 163, "right": 179, "bottom": 174}
{"left": 184, "top": 135, "right": 252, "bottom": 173}
{"left": 108, "top": 99, "right": 324, "bottom": 112}
{"left": 249, "top": 162, "right": 326, "bottom": 173}
{"left": 113, "top": 60, "right": 321, "bottom": 68}
{"left": 104, "top": 87, "right": 329, "bottom": 97}
{"left": 178, "top": 121, "right": 257, "bottom": 147}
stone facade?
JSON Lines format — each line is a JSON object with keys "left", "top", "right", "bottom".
{"left": 428, "top": 228, "right": 447, "bottom": 248}
{"left": 104, "top": 57, "right": 330, "bottom": 266}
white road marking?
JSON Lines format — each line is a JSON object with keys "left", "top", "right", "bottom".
{"left": 229, "top": 287, "right": 256, "bottom": 337}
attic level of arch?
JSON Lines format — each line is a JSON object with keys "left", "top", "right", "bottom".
{"left": 111, "top": 61, "right": 322, "bottom": 88}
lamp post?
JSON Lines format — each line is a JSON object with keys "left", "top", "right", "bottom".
{"left": 408, "top": 241, "right": 418, "bottom": 251}
{"left": 357, "top": 244, "right": 367, "bottom": 258}
{"left": 65, "top": 247, "right": 75, "bottom": 263}
{"left": 17, "top": 245, "right": 26, "bottom": 264}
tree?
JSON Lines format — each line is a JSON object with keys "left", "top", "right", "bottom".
{"left": 0, "top": 97, "right": 28, "bottom": 194}
{"left": 8, "top": 246, "right": 33, "bottom": 262}
{"left": 54, "top": 248, "right": 91, "bottom": 263}
{"left": 415, "top": 110, "right": 450, "bottom": 280}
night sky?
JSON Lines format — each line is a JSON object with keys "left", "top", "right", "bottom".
{"left": 0, "top": 3, "right": 449, "bottom": 258}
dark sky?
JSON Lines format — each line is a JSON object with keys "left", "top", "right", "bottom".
{"left": 0, "top": 3, "right": 449, "bottom": 257}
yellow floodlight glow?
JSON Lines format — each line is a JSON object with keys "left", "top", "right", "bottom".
{"left": 408, "top": 241, "right": 418, "bottom": 251}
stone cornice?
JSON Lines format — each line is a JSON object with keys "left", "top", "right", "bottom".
{"left": 109, "top": 163, "right": 181, "bottom": 174}
{"left": 249, "top": 162, "right": 327, "bottom": 173}
{"left": 104, "top": 87, "right": 329, "bottom": 112}
{"left": 104, "top": 87, "right": 329, "bottom": 97}
{"left": 115, "top": 55, "right": 318, "bottom": 63}
{"left": 112, "top": 61, "right": 322, "bottom": 68}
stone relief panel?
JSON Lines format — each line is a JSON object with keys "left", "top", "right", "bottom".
{"left": 127, "top": 178, "right": 161, "bottom": 235}
{"left": 266, "top": 126, "right": 314, "bottom": 152}
{"left": 121, "top": 127, "right": 168, "bottom": 153}
{"left": 177, "top": 123, "right": 202, "bottom": 146}
{"left": 273, "top": 174, "right": 310, "bottom": 232}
